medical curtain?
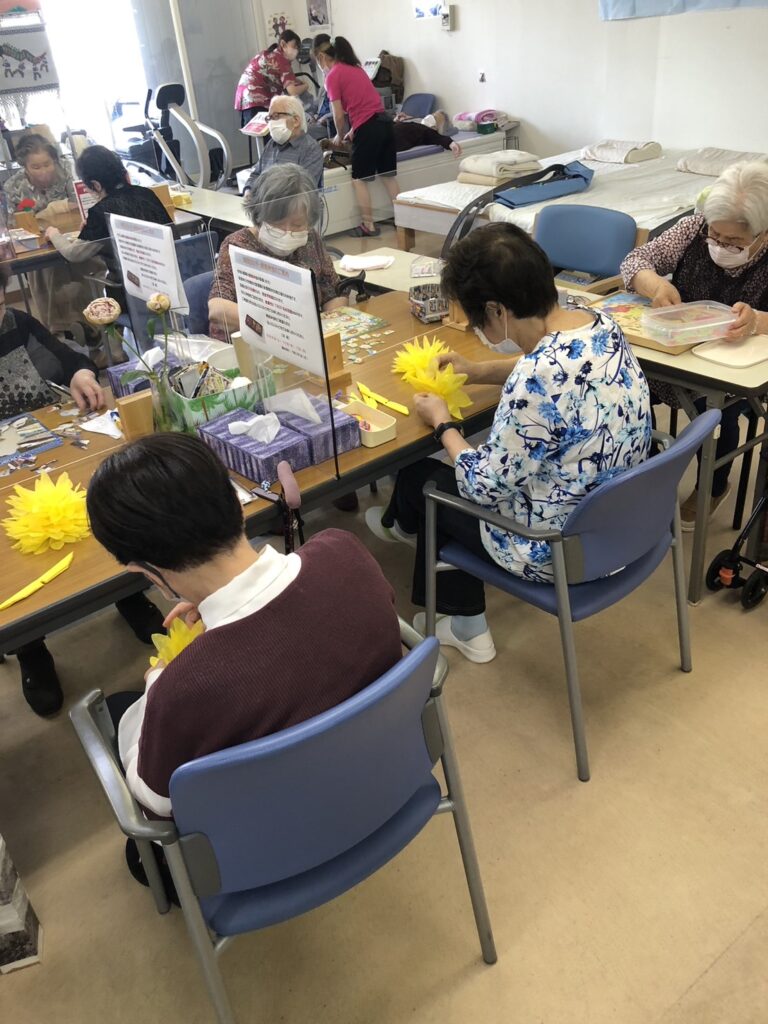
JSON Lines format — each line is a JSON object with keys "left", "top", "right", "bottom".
{"left": 600, "top": 0, "right": 768, "bottom": 18}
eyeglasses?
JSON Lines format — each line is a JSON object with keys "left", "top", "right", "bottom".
{"left": 266, "top": 112, "right": 296, "bottom": 121}
{"left": 702, "top": 224, "right": 756, "bottom": 254}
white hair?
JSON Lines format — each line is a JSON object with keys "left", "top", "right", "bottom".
{"left": 701, "top": 160, "right": 768, "bottom": 235}
{"left": 269, "top": 93, "right": 307, "bottom": 133}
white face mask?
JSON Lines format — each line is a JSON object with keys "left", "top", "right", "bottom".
{"left": 474, "top": 309, "right": 520, "bottom": 354}
{"left": 706, "top": 237, "right": 755, "bottom": 270}
{"left": 260, "top": 222, "right": 309, "bottom": 256}
{"left": 268, "top": 119, "right": 293, "bottom": 145}
{"left": 284, "top": 46, "right": 299, "bottom": 62}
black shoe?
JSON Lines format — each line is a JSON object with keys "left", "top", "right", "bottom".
{"left": 17, "top": 641, "right": 63, "bottom": 717}
{"left": 332, "top": 491, "right": 360, "bottom": 513}
{"left": 124, "top": 838, "right": 180, "bottom": 907}
{"left": 115, "top": 593, "right": 166, "bottom": 646}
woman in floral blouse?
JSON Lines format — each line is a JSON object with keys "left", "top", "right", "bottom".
{"left": 208, "top": 163, "right": 344, "bottom": 341}
{"left": 367, "top": 223, "right": 652, "bottom": 663}
{"left": 234, "top": 30, "right": 307, "bottom": 127}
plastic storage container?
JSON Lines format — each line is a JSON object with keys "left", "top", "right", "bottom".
{"left": 641, "top": 301, "right": 737, "bottom": 347}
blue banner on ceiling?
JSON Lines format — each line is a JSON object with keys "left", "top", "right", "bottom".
{"left": 600, "top": 0, "right": 768, "bottom": 19}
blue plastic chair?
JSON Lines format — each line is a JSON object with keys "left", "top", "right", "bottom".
{"left": 399, "top": 93, "right": 437, "bottom": 119}
{"left": 184, "top": 270, "right": 214, "bottom": 335}
{"left": 533, "top": 204, "right": 638, "bottom": 282}
{"left": 423, "top": 412, "right": 722, "bottom": 783}
{"left": 69, "top": 622, "right": 496, "bottom": 1024}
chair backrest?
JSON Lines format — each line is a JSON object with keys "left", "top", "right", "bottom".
{"left": 184, "top": 271, "right": 214, "bottom": 335}
{"left": 169, "top": 638, "right": 441, "bottom": 896}
{"left": 561, "top": 410, "right": 721, "bottom": 582}
{"left": 400, "top": 93, "right": 436, "bottom": 119}
{"left": 534, "top": 204, "right": 638, "bottom": 278}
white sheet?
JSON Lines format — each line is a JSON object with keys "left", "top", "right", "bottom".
{"left": 396, "top": 180, "right": 490, "bottom": 211}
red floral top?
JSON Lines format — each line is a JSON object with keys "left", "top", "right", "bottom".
{"left": 234, "top": 49, "right": 298, "bottom": 112}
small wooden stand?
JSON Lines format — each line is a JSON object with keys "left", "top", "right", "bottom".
{"left": 443, "top": 299, "right": 471, "bottom": 332}
{"left": 322, "top": 330, "right": 352, "bottom": 390}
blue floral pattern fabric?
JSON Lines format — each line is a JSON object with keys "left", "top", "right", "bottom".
{"left": 454, "top": 309, "right": 652, "bottom": 582}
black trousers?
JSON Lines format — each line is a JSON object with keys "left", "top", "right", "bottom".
{"left": 693, "top": 397, "right": 746, "bottom": 498}
{"left": 382, "top": 460, "right": 497, "bottom": 616}
{"left": 106, "top": 691, "right": 142, "bottom": 729}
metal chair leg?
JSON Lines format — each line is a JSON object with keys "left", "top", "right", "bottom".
{"left": 164, "top": 844, "right": 236, "bottom": 1024}
{"left": 435, "top": 694, "right": 497, "bottom": 965}
{"left": 134, "top": 838, "right": 171, "bottom": 915}
{"left": 671, "top": 506, "right": 692, "bottom": 672}
{"left": 732, "top": 413, "right": 757, "bottom": 530}
{"left": 551, "top": 545, "right": 590, "bottom": 782}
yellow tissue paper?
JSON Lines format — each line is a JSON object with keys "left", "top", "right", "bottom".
{"left": 391, "top": 336, "right": 472, "bottom": 420}
{"left": 2, "top": 472, "right": 90, "bottom": 555}
{"left": 150, "top": 617, "right": 205, "bottom": 668}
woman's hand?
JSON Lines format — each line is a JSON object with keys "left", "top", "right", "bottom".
{"left": 69, "top": 369, "right": 104, "bottom": 411}
{"left": 163, "top": 602, "right": 201, "bottom": 630}
{"left": 437, "top": 351, "right": 479, "bottom": 382}
{"left": 728, "top": 302, "right": 758, "bottom": 341}
{"left": 414, "top": 393, "right": 451, "bottom": 428}
{"left": 330, "top": 134, "right": 343, "bottom": 148}
{"left": 651, "top": 280, "right": 682, "bottom": 307}
{"left": 450, "top": 141, "right": 462, "bottom": 158}
{"left": 44, "top": 226, "right": 61, "bottom": 243}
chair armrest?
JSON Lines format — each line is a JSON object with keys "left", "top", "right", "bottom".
{"left": 69, "top": 690, "right": 177, "bottom": 844}
{"left": 399, "top": 618, "right": 449, "bottom": 698}
{"left": 423, "top": 481, "right": 563, "bottom": 543}
{"left": 326, "top": 245, "right": 344, "bottom": 260}
{"left": 652, "top": 428, "right": 673, "bottom": 452}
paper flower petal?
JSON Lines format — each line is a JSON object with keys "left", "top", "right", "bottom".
{"left": 149, "top": 617, "right": 205, "bottom": 668}
{"left": 2, "top": 472, "right": 90, "bottom": 555}
{"left": 391, "top": 335, "right": 472, "bottom": 420}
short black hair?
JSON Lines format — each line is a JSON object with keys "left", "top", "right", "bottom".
{"left": 87, "top": 433, "right": 244, "bottom": 571}
{"left": 14, "top": 133, "right": 59, "bottom": 167}
{"left": 76, "top": 145, "right": 127, "bottom": 195}
{"left": 441, "top": 222, "right": 558, "bottom": 327}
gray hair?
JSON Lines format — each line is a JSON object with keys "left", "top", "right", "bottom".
{"left": 701, "top": 160, "right": 768, "bottom": 236}
{"left": 243, "top": 164, "right": 322, "bottom": 227}
{"left": 269, "top": 93, "right": 307, "bottom": 133}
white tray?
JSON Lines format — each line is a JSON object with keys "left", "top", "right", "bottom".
{"left": 692, "top": 334, "right": 768, "bottom": 368}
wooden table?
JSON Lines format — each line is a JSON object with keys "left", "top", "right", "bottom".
{"left": 0, "top": 293, "right": 503, "bottom": 652}
{"left": 331, "top": 246, "right": 440, "bottom": 293}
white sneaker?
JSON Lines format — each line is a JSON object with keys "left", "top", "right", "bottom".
{"left": 412, "top": 613, "right": 496, "bottom": 664}
{"left": 365, "top": 507, "right": 417, "bottom": 547}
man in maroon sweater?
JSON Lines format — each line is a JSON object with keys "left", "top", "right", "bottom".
{"left": 87, "top": 433, "right": 402, "bottom": 820}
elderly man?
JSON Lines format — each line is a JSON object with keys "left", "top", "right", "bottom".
{"left": 243, "top": 94, "right": 324, "bottom": 193}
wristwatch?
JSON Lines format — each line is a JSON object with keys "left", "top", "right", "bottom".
{"left": 433, "top": 420, "right": 465, "bottom": 443}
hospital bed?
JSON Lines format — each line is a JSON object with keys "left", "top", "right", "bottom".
{"left": 322, "top": 130, "right": 503, "bottom": 237}
{"left": 392, "top": 149, "right": 717, "bottom": 250}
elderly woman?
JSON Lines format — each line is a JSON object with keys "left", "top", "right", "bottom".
{"left": 621, "top": 161, "right": 768, "bottom": 529}
{"left": 243, "top": 95, "right": 324, "bottom": 194}
{"left": 3, "top": 134, "right": 96, "bottom": 340}
{"left": 367, "top": 223, "right": 652, "bottom": 663}
{"left": 209, "top": 163, "right": 344, "bottom": 341}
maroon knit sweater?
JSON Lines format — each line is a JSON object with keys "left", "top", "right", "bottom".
{"left": 136, "top": 529, "right": 401, "bottom": 810}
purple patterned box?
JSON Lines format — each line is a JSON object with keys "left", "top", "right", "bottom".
{"left": 106, "top": 356, "right": 182, "bottom": 399}
{"left": 197, "top": 409, "right": 311, "bottom": 484}
{"left": 274, "top": 395, "right": 360, "bottom": 465}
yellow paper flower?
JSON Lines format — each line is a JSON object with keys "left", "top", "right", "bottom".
{"left": 149, "top": 616, "right": 205, "bottom": 668}
{"left": 146, "top": 292, "right": 172, "bottom": 314}
{"left": 392, "top": 335, "right": 472, "bottom": 420}
{"left": 2, "top": 472, "right": 90, "bottom": 555}
{"left": 83, "top": 297, "right": 121, "bottom": 326}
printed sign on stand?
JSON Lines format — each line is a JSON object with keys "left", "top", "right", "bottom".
{"left": 73, "top": 180, "right": 98, "bottom": 223}
{"left": 228, "top": 245, "right": 325, "bottom": 377}
{"left": 109, "top": 214, "right": 189, "bottom": 313}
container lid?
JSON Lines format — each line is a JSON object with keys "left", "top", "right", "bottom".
{"left": 641, "top": 301, "right": 737, "bottom": 346}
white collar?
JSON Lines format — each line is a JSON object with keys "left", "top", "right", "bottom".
{"left": 197, "top": 545, "right": 299, "bottom": 630}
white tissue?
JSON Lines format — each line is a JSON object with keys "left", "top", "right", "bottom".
{"left": 263, "top": 388, "right": 321, "bottom": 424}
{"left": 227, "top": 412, "right": 280, "bottom": 443}
{"left": 229, "top": 376, "right": 252, "bottom": 389}
{"left": 139, "top": 346, "right": 165, "bottom": 371}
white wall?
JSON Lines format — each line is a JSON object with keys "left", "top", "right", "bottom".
{"left": 274, "top": 0, "right": 768, "bottom": 156}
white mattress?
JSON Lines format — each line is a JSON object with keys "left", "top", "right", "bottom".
{"left": 395, "top": 148, "right": 716, "bottom": 232}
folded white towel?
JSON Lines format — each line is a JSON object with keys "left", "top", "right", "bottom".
{"left": 676, "top": 147, "right": 768, "bottom": 177}
{"left": 460, "top": 150, "right": 541, "bottom": 178}
{"left": 581, "top": 140, "right": 662, "bottom": 164}
{"left": 338, "top": 254, "right": 396, "bottom": 273}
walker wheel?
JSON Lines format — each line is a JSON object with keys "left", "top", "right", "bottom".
{"left": 741, "top": 570, "right": 768, "bottom": 610}
{"left": 706, "top": 549, "right": 737, "bottom": 591}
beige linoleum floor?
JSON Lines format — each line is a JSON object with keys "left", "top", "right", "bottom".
{"left": 2, "top": 457, "right": 768, "bottom": 1024}
{"left": 2, "top": 225, "right": 768, "bottom": 1022}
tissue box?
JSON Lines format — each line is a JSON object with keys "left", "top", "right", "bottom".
{"left": 197, "top": 410, "right": 311, "bottom": 484}
{"left": 274, "top": 394, "right": 360, "bottom": 465}
{"left": 106, "top": 356, "right": 182, "bottom": 399}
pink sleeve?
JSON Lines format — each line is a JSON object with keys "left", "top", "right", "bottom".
{"left": 325, "top": 66, "right": 340, "bottom": 103}
{"left": 274, "top": 51, "right": 298, "bottom": 89}
{"left": 621, "top": 214, "right": 703, "bottom": 289}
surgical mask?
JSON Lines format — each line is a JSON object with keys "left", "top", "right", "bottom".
{"left": 284, "top": 46, "right": 299, "bottom": 61}
{"left": 260, "top": 222, "right": 309, "bottom": 255}
{"left": 473, "top": 310, "right": 520, "bottom": 354}
{"left": 706, "top": 237, "right": 754, "bottom": 270}
{"left": 268, "top": 119, "right": 293, "bottom": 145}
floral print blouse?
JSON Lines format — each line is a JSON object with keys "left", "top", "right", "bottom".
{"left": 4, "top": 164, "right": 76, "bottom": 214}
{"left": 454, "top": 309, "right": 652, "bottom": 582}
{"left": 234, "top": 49, "right": 298, "bottom": 112}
